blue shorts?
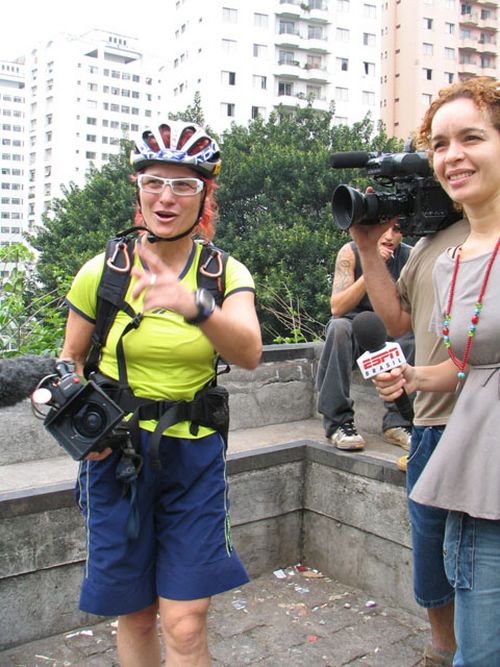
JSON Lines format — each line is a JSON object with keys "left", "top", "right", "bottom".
{"left": 407, "top": 426, "right": 455, "bottom": 609}
{"left": 76, "top": 430, "right": 248, "bottom": 616}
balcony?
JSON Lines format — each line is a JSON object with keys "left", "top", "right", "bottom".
{"left": 276, "top": 1, "right": 301, "bottom": 18}
{"left": 302, "top": 64, "right": 328, "bottom": 82}
{"left": 460, "top": 11, "right": 479, "bottom": 27}
{"left": 477, "top": 15, "right": 498, "bottom": 30}
{"left": 459, "top": 36, "right": 478, "bottom": 50}
{"left": 276, "top": 29, "right": 302, "bottom": 48}
{"left": 305, "top": 7, "right": 330, "bottom": 23}
{"left": 306, "top": 36, "right": 330, "bottom": 52}
{"left": 277, "top": 60, "right": 302, "bottom": 78}
{"left": 458, "top": 61, "right": 480, "bottom": 76}
{"left": 477, "top": 37, "right": 498, "bottom": 54}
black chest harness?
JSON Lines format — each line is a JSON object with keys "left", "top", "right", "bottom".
{"left": 85, "top": 226, "right": 231, "bottom": 473}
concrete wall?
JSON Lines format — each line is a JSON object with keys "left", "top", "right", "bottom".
{"left": 0, "top": 343, "right": 321, "bottom": 466}
{"left": 0, "top": 343, "right": 415, "bottom": 650}
{"left": 0, "top": 443, "right": 415, "bottom": 650}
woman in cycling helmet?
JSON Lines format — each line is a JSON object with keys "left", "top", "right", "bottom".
{"left": 59, "top": 120, "right": 262, "bottom": 666}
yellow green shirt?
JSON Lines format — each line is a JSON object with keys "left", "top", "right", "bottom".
{"left": 66, "top": 239, "right": 255, "bottom": 438}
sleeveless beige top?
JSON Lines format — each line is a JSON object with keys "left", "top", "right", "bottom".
{"left": 410, "top": 247, "right": 500, "bottom": 520}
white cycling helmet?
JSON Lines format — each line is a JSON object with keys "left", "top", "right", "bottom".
{"left": 130, "top": 120, "right": 221, "bottom": 178}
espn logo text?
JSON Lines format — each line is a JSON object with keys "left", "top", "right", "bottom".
{"left": 356, "top": 343, "right": 406, "bottom": 379}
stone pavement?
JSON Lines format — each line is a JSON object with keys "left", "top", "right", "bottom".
{"left": 0, "top": 564, "right": 429, "bottom": 667}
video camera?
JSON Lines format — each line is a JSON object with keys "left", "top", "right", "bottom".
{"left": 330, "top": 145, "right": 461, "bottom": 236}
{"left": 31, "top": 360, "right": 124, "bottom": 460}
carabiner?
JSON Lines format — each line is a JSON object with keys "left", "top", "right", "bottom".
{"left": 106, "top": 240, "right": 131, "bottom": 273}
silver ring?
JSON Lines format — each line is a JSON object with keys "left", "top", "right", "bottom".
{"left": 149, "top": 273, "right": 157, "bottom": 287}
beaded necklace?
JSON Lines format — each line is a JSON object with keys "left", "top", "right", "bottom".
{"left": 442, "top": 238, "right": 500, "bottom": 380}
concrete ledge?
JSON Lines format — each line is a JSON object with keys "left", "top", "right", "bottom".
{"left": 0, "top": 440, "right": 412, "bottom": 649}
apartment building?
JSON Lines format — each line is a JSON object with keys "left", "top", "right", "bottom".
{"left": 23, "top": 30, "right": 164, "bottom": 232}
{"left": 0, "top": 59, "right": 25, "bottom": 261}
{"left": 381, "top": 0, "right": 499, "bottom": 140}
{"left": 169, "top": 0, "right": 382, "bottom": 132}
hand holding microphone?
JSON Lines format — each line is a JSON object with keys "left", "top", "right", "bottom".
{"left": 352, "top": 311, "right": 414, "bottom": 422}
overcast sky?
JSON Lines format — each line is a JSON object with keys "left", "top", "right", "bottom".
{"left": 1, "top": 0, "right": 164, "bottom": 60}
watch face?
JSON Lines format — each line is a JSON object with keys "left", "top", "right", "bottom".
{"left": 198, "top": 288, "right": 215, "bottom": 312}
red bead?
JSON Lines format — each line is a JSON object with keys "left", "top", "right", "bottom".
{"left": 471, "top": 315, "right": 479, "bottom": 325}
{"left": 443, "top": 327, "right": 449, "bottom": 335}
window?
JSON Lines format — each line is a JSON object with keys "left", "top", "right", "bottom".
{"left": 222, "top": 71, "right": 236, "bottom": 85}
{"left": 337, "top": 0, "right": 350, "bottom": 11}
{"left": 445, "top": 22, "right": 455, "bottom": 35}
{"left": 279, "top": 50, "right": 295, "bottom": 65}
{"left": 445, "top": 72, "right": 454, "bottom": 84}
{"left": 337, "top": 57, "right": 348, "bottom": 72}
{"left": 86, "top": 151, "right": 97, "bottom": 159}
{"left": 363, "top": 32, "right": 376, "bottom": 46}
{"left": 335, "top": 86, "right": 349, "bottom": 101}
{"left": 461, "top": 3, "right": 472, "bottom": 15}
{"left": 87, "top": 83, "right": 97, "bottom": 92}
{"left": 306, "top": 85, "right": 321, "bottom": 99}
{"left": 422, "top": 42, "right": 433, "bottom": 55}
{"left": 422, "top": 93, "right": 432, "bottom": 106}
{"left": 362, "top": 90, "right": 375, "bottom": 105}
{"left": 423, "top": 17, "right": 433, "bottom": 29}
{"left": 253, "top": 75, "right": 267, "bottom": 90}
{"left": 254, "top": 12, "right": 268, "bottom": 28}
{"left": 363, "top": 61, "right": 375, "bottom": 76}
{"left": 222, "top": 102, "right": 235, "bottom": 116}
{"left": 86, "top": 134, "right": 97, "bottom": 142}
{"left": 307, "top": 55, "right": 322, "bottom": 69}
{"left": 336, "top": 28, "right": 349, "bottom": 41}
{"left": 445, "top": 47, "right": 455, "bottom": 60}
{"left": 364, "top": 3, "right": 376, "bottom": 18}
{"left": 251, "top": 106, "right": 264, "bottom": 119}
{"left": 308, "top": 25, "right": 323, "bottom": 40}
{"left": 423, "top": 68, "right": 432, "bottom": 80}
{"left": 279, "top": 20, "right": 296, "bottom": 35}
{"left": 222, "top": 39, "right": 237, "bottom": 55}
{"left": 278, "top": 81, "right": 293, "bottom": 96}
{"left": 87, "top": 117, "right": 97, "bottom": 125}
{"left": 222, "top": 7, "right": 237, "bottom": 23}
{"left": 253, "top": 44, "right": 267, "bottom": 57}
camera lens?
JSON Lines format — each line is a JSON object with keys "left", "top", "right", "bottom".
{"left": 73, "top": 403, "right": 107, "bottom": 438}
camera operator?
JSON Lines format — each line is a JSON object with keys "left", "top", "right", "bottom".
{"left": 316, "top": 222, "right": 414, "bottom": 450}
{"left": 350, "top": 190, "right": 469, "bottom": 665}
{"left": 59, "top": 119, "right": 262, "bottom": 666}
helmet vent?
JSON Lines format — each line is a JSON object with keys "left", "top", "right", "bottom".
{"left": 159, "top": 124, "right": 171, "bottom": 148}
{"left": 178, "top": 127, "right": 196, "bottom": 149}
{"left": 144, "top": 131, "right": 160, "bottom": 152}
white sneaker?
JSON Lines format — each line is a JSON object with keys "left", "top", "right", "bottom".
{"left": 328, "top": 420, "right": 365, "bottom": 451}
{"left": 384, "top": 427, "right": 411, "bottom": 451}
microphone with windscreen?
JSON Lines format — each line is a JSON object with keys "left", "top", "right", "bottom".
{"left": 352, "top": 311, "right": 414, "bottom": 422}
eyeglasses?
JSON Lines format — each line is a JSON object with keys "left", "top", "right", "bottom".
{"left": 137, "top": 174, "right": 204, "bottom": 197}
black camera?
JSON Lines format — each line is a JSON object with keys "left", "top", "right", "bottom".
{"left": 32, "top": 361, "right": 124, "bottom": 460}
{"left": 330, "top": 147, "right": 461, "bottom": 236}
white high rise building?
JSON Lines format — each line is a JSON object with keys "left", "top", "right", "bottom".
{"left": 169, "top": 0, "right": 381, "bottom": 132}
{"left": 0, "top": 58, "right": 25, "bottom": 265}
{"left": 23, "top": 30, "right": 165, "bottom": 232}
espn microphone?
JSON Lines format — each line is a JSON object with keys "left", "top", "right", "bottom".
{"left": 352, "top": 311, "right": 414, "bottom": 422}
{"left": 0, "top": 355, "right": 58, "bottom": 408}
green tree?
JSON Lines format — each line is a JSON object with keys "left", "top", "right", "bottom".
{"left": 214, "top": 106, "right": 401, "bottom": 342}
{"left": 0, "top": 244, "right": 68, "bottom": 356}
{"left": 28, "top": 142, "right": 136, "bottom": 291}
{"left": 169, "top": 91, "right": 206, "bottom": 127}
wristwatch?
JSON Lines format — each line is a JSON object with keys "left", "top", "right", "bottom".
{"left": 185, "top": 288, "right": 216, "bottom": 325}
